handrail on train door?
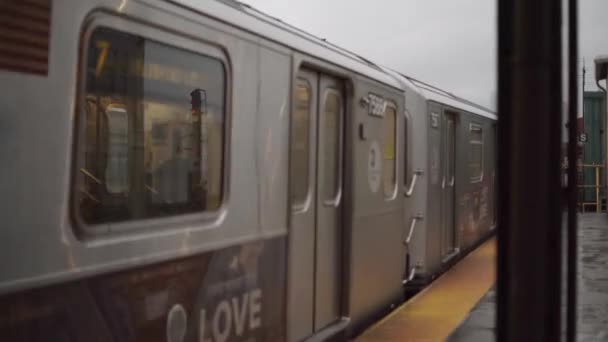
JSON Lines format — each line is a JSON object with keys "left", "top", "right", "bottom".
{"left": 402, "top": 169, "right": 424, "bottom": 285}
{"left": 404, "top": 213, "right": 425, "bottom": 246}
{"left": 402, "top": 213, "right": 424, "bottom": 285}
{"left": 402, "top": 266, "right": 417, "bottom": 285}
{"left": 405, "top": 169, "right": 424, "bottom": 197}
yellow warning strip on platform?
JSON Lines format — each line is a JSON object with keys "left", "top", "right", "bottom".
{"left": 357, "top": 237, "right": 496, "bottom": 342}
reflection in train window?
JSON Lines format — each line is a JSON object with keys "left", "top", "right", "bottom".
{"left": 469, "top": 124, "right": 483, "bottom": 182}
{"left": 104, "top": 104, "right": 129, "bottom": 194}
{"left": 290, "top": 80, "right": 311, "bottom": 207}
{"left": 75, "top": 27, "right": 225, "bottom": 225}
{"left": 322, "top": 90, "right": 341, "bottom": 201}
{"left": 383, "top": 104, "right": 397, "bottom": 197}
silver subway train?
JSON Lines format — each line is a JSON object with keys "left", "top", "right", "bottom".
{"left": 0, "top": 0, "right": 496, "bottom": 341}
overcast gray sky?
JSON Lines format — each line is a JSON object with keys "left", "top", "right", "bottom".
{"left": 244, "top": 0, "right": 608, "bottom": 110}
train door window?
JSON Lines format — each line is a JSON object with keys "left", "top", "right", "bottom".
{"left": 321, "top": 90, "right": 342, "bottom": 201}
{"left": 74, "top": 27, "right": 226, "bottom": 226}
{"left": 469, "top": 123, "right": 484, "bottom": 182}
{"left": 383, "top": 103, "right": 398, "bottom": 197}
{"left": 403, "top": 109, "right": 411, "bottom": 188}
{"left": 290, "top": 79, "right": 312, "bottom": 208}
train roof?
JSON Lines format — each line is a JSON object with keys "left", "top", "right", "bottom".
{"left": 171, "top": 0, "right": 402, "bottom": 89}
{"left": 396, "top": 72, "right": 497, "bottom": 120}
{"left": 380, "top": 66, "right": 496, "bottom": 120}
{"left": 171, "top": 0, "right": 496, "bottom": 121}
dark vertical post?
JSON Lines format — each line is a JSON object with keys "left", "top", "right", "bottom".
{"left": 497, "top": 0, "right": 563, "bottom": 341}
{"left": 567, "top": 0, "right": 579, "bottom": 340}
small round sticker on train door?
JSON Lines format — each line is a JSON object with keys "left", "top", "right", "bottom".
{"left": 368, "top": 141, "right": 382, "bottom": 193}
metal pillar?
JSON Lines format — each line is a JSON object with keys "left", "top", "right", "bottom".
{"left": 567, "top": 0, "right": 579, "bottom": 340}
{"left": 497, "top": 0, "right": 564, "bottom": 341}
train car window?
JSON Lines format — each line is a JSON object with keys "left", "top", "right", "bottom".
{"left": 383, "top": 104, "right": 397, "bottom": 197}
{"left": 290, "top": 79, "right": 311, "bottom": 207}
{"left": 469, "top": 123, "right": 484, "bottom": 182}
{"left": 74, "top": 27, "right": 226, "bottom": 225}
{"left": 322, "top": 90, "right": 342, "bottom": 200}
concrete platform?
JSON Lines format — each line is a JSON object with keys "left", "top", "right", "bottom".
{"left": 356, "top": 238, "right": 496, "bottom": 341}
{"left": 449, "top": 213, "right": 608, "bottom": 341}
{"left": 447, "top": 288, "right": 495, "bottom": 341}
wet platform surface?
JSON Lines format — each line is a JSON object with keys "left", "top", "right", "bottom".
{"left": 449, "top": 213, "right": 608, "bottom": 342}
{"left": 577, "top": 213, "right": 608, "bottom": 341}
{"left": 358, "top": 213, "right": 608, "bottom": 342}
{"left": 447, "top": 288, "right": 495, "bottom": 341}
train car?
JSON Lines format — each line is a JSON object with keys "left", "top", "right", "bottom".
{"left": 0, "top": 0, "right": 496, "bottom": 341}
{"left": 381, "top": 70, "right": 497, "bottom": 287}
{"left": 407, "top": 76, "right": 497, "bottom": 283}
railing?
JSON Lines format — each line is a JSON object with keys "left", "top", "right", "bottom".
{"left": 402, "top": 213, "right": 424, "bottom": 285}
{"left": 404, "top": 213, "right": 424, "bottom": 246}
{"left": 578, "top": 163, "right": 604, "bottom": 213}
{"left": 402, "top": 266, "right": 417, "bottom": 285}
{"left": 402, "top": 168, "right": 424, "bottom": 285}
{"left": 405, "top": 169, "right": 424, "bottom": 197}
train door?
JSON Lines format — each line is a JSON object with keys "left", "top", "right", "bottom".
{"left": 441, "top": 111, "right": 457, "bottom": 260}
{"left": 288, "top": 69, "right": 344, "bottom": 341}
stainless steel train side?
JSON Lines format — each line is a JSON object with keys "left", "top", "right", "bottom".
{"left": 0, "top": 0, "right": 408, "bottom": 341}
{"left": 388, "top": 74, "right": 498, "bottom": 284}
{"left": 0, "top": 0, "right": 292, "bottom": 341}
{"left": 0, "top": 0, "right": 496, "bottom": 341}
